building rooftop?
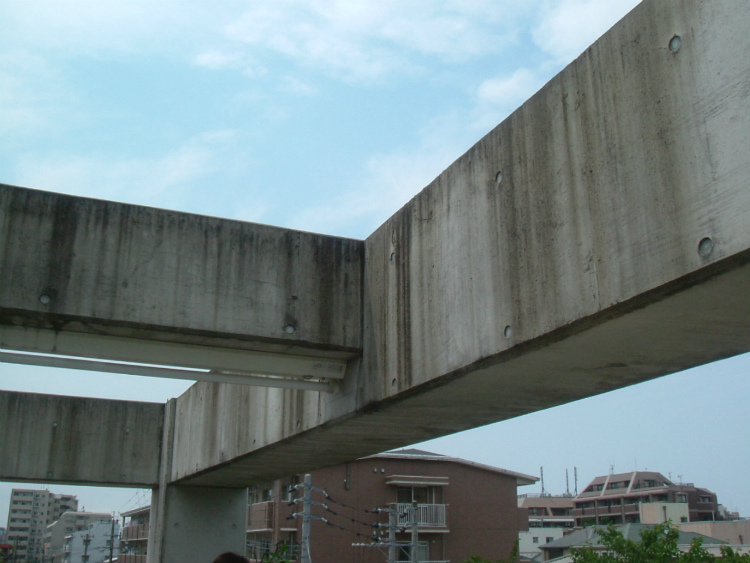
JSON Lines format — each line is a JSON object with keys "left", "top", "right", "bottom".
{"left": 369, "top": 449, "right": 539, "bottom": 486}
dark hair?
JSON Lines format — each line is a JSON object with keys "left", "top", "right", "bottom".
{"left": 212, "top": 553, "right": 250, "bottom": 563}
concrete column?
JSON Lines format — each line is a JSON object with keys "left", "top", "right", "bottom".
{"left": 148, "top": 485, "right": 248, "bottom": 563}
{"left": 147, "top": 398, "right": 248, "bottom": 563}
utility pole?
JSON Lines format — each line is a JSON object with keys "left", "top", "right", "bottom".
{"left": 410, "top": 501, "right": 418, "bottom": 563}
{"left": 301, "top": 474, "right": 312, "bottom": 563}
{"left": 82, "top": 533, "right": 90, "bottom": 563}
{"left": 108, "top": 514, "right": 116, "bottom": 563}
{"left": 388, "top": 509, "right": 397, "bottom": 563}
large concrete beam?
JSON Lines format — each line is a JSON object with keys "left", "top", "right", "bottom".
{"left": 166, "top": 0, "right": 750, "bottom": 486}
{"left": 0, "top": 185, "right": 363, "bottom": 361}
{"left": 0, "top": 391, "right": 163, "bottom": 485}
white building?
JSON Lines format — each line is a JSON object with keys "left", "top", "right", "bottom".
{"left": 46, "top": 513, "right": 113, "bottom": 563}
{"left": 62, "top": 520, "right": 120, "bottom": 563}
{"left": 5, "top": 488, "right": 78, "bottom": 563}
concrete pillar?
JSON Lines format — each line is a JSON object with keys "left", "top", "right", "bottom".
{"left": 147, "top": 398, "right": 248, "bottom": 563}
{"left": 148, "top": 484, "right": 248, "bottom": 563}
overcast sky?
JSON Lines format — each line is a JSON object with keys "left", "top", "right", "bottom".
{"left": 1, "top": 0, "right": 748, "bottom": 526}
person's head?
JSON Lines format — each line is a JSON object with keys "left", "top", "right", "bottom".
{"left": 212, "top": 552, "right": 249, "bottom": 563}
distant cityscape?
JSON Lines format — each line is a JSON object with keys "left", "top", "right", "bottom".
{"left": 1, "top": 451, "right": 747, "bottom": 563}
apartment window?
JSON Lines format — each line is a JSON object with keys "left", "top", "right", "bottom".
{"left": 397, "top": 486, "right": 437, "bottom": 504}
{"left": 595, "top": 484, "right": 604, "bottom": 491}
{"left": 700, "top": 496, "right": 712, "bottom": 503}
{"left": 678, "top": 494, "right": 687, "bottom": 503}
{"left": 609, "top": 482, "right": 620, "bottom": 490}
{"left": 532, "top": 537, "right": 539, "bottom": 544}
{"left": 546, "top": 537, "right": 554, "bottom": 543}
{"left": 248, "top": 484, "right": 274, "bottom": 504}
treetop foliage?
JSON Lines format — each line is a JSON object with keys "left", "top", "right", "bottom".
{"left": 570, "top": 523, "right": 749, "bottom": 563}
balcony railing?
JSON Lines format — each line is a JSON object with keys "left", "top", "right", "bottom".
{"left": 121, "top": 523, "right": 149, "bottom": 541}
{"left": 246, "top": 540, "right": 300, "bottom": 562}
{"left": 393, "top": 503, "right": 448, "bottom": 528}
{"left": 119, "top": 555, "right": 147, "bottom": 563}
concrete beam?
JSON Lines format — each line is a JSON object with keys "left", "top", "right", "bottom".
{"left": 166, "top": 0, "right": 750, "bottom": 486}
{"left": 0, "top": 390, "right": 163, "bottom": 485}
{"left": 0, "top": 185, "right": 363, "bottom": 361}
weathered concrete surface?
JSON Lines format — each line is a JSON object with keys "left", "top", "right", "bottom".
{"left": 0, "top": 0, "right": 749, "bottom": 491}
{"left": 166, "top": 0, "right": 750, "bottom": 487}
{"left": 0, "top": 186, "right": 363, "bottom": 361}
{"left": 0, "top": 391, "right": 163, "bottom": 485}
{"left": 149, "top": 486, "right": 248, "bottom": 563}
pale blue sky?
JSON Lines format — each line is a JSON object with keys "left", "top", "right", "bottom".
{"left": 1, "top": 0, "right": 748, "bottom": 525}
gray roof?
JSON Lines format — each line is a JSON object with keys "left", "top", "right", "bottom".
{"left": 540, "top": 524, "right": 726, "bottom": 550}
{"left": 365, "top": 449, "right": 539, "bottom": 486}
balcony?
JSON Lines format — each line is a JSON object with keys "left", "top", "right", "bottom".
{"left": 119, "top": 554, "right": 147, "bottom": 563}
{"left": 121, "top": 523, "right": 149, "bottom": 542}
{"left": 248, "top": 501, "right": 275, "bottom": 531}
{"left": 393, "top": 503, "right": 448, "bottom": 529}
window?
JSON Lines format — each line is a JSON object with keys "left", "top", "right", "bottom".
{"left": 700, "top": 496, "right": 712, "bottom": 503}
{"left": 678, "top": 494, "right": 687, "bottom": 503}
{"left": 532, "top": 537, "right": 539, "bottom": 544}
{"left": 397, "top": 486, "right": 437, "bottom": 504}
{"left": 546, "top": 537, "right": 554, "bottom": 543}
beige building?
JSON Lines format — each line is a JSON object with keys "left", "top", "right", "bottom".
{"left": 678, "top": 520, "right": 750, "bottom": 547}
{"left": 119, "top": 506, "right": 150, "bottom": 563}
{"left": 5, "top": 489, "right": 78, "bottom": 563}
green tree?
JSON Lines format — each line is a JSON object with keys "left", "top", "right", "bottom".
{"left": 260, "top": 542, "right": 293, "bottom": 563}
{"left": 570, "top": 523, "right": 750, "bottom": 563}
{"left": 463, "top": 539, "right": 519, "bottom": 563}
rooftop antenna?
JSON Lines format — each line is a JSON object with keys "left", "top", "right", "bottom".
{"left": 574, "top": 467, "right": 578, "bottom": 496}
{"left": 540, "top": 466, "right": 546, "bottom": 496}
{"left": 566, "top": 469, "right": 571, "bottom": 496}
{"left": 610, "top": 464, "right": 614, "bottom": 475}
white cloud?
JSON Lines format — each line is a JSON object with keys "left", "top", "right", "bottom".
{"left": 0, "top": 49, "right": 75, "bottom": 145}
{"left": 471, "top": 67, "right": 549, "bottom": 132}
{"left": 288, "top": 113, "right": 471, "bottom": 237}
{"left": 0, "top": 0, "right": 222, "bottom": 56}
{"left": 277, "top": 76, "right": 317, "bottom": 96}
{"left": 12, "top": 131, "right": 242, "bottom": 212}
{"left": 532, "top": 0, "right": 640, "bottom": 63}
{"left": 223, "top": 0, "right": 531, "bottom": 82}
{"left": 193, "top": 50, "right": 244, "bottom": 71}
